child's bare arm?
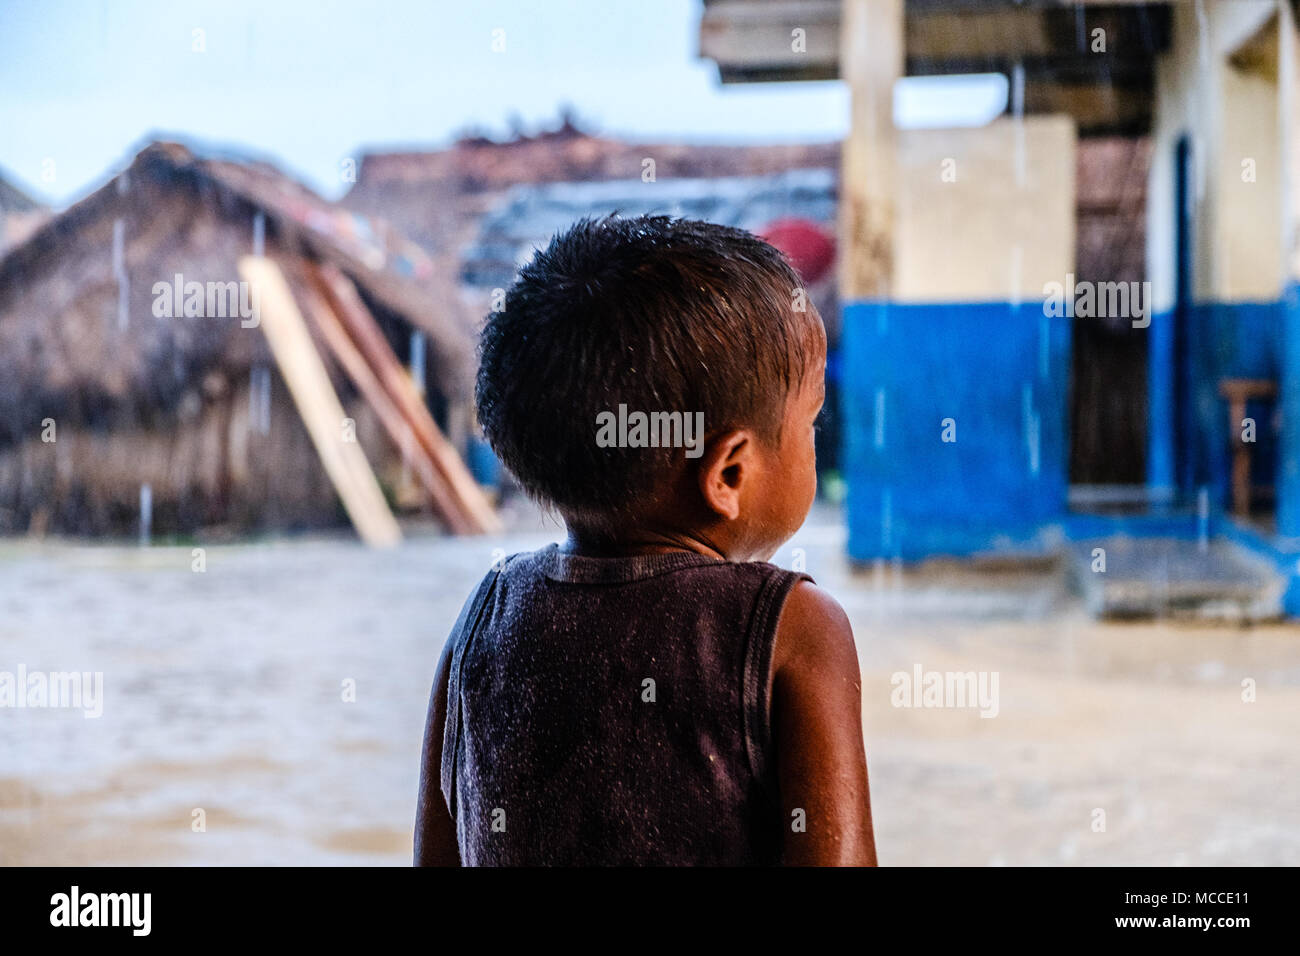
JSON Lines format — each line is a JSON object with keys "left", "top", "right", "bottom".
{"left": 414, "top": 639, "right": 461, "bottom": 866}
{"left": 771, "top": 582, "right": 877, "bottom": 866}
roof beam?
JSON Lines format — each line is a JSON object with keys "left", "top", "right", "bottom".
{"left": 700, "top": 1, "right": 1171, "bottom": 83}
{"left": 699, "top": 0, "right": 1171, "bottom": 131}
{"left": 699, "top": 0, "right": 840, "bottom": 82}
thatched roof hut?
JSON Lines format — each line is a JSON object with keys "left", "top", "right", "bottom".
{"left": 0, "top": 140, "right": 481, "bottom": 537}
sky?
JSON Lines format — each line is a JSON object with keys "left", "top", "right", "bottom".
{"left": 0, "top": 0, "right": 1006, "bottom": 207}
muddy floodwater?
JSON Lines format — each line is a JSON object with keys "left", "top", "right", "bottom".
{"left": 3, "top": 506, "right": 1299, "bottom": 865}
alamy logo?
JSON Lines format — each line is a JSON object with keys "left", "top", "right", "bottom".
{"left": 0, "top": 666, "right": 103, "bottom": 718}
{"left": 1042, "top": 273, "right": 1152, "bottom": 328}
{"left": 595, "top": 405, "right": 705, "bottom": 459}
{"left": 890, "top": 664, "right": 999, "bottom": 718}
{"left": 50, "top": 886, "right": 151, "bottom": 936}
{"left": 152, "top": 273, "right": 260, "bottom": 327}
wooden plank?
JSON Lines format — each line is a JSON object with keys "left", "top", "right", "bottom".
{"left": 699, "top": 0, "right": 840, "bottom": 79}
{"left": 309, "top": 263, "right": 502, "bottom": 534}
{"left": 288, "top": 264, "right": 474, "bottom": 534}
{"left": 237, "top": 255, "right": 402, "bottom": 548}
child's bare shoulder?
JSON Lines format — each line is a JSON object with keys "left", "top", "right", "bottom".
{"left": 772, "top": 581, "right": 858, "bottom": 681}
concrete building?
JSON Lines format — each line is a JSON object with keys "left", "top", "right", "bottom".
{"left": 700, "top": 0, "right": 1300, "bottom": 616}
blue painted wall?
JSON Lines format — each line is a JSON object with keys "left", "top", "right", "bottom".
{"left": 841, "top": 299, "right": 1071, "bottom": 561}
{"left": 842, "top": 292, "right": 1293, "bottom": 568}
{"left": 1147, "top": 307, "right": 1177, "bottom": 493}
{"left": 1279, "top": 282, "right": 1300, "bottom": 539}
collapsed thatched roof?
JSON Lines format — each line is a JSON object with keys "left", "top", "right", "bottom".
{"left": 0, "top": 140, "right": 477, "bottom": 407}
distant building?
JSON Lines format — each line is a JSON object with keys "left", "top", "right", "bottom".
{"left": 701, "top": 0, "right": 1300, "bottom": 616}
{"left": 341, "top": 124, "right": 840, "bottom": 254}
{"left": 458, "top": 168, "right": 837, "bottom": 289}
{"left": 0, "top": 141, "right": 480, "bottom": 537}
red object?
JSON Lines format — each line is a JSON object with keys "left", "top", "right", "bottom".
{"left": 759, "top": 218, "right": 835, "bottom": 284}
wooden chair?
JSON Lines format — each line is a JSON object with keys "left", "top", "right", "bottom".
{"left": 1218, "top": 378, "right": 1277, "bottom": 517}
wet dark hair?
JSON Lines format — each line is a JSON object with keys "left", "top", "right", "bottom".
{"left": 475, "top": 214, "right": 820, "bottom": 524}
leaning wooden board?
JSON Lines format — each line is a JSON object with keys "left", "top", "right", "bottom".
{"left": 238, "top": 255, "right": 402, "bottom": 548}
{"left": 310, "top": 262, "right": 502, "bottom": 534}
{"left": 290, "top": 266, "right": 473, "bottom": 534}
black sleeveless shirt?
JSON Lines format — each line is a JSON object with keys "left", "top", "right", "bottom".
{"left": 434, "top": 544, "right": 811, "bottom": 866}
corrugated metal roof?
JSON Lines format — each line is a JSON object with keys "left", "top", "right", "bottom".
{"left": 460, "top": 168, "right": 837, "bottom": 289}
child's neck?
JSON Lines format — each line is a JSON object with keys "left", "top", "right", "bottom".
{"left": 564, "top": 522, "right": 730, "bottom": 561}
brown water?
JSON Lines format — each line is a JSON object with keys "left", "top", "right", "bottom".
{"left": 3, "top": 509, "right": 1299, "bottom": 865}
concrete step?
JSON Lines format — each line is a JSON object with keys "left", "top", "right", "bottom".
{"left": 1067, "top": 536, "right": 1286, "bottom": 621}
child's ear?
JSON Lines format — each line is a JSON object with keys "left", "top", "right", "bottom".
{"left": 698, "top": 429, "right": 752, "bottom": 521}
